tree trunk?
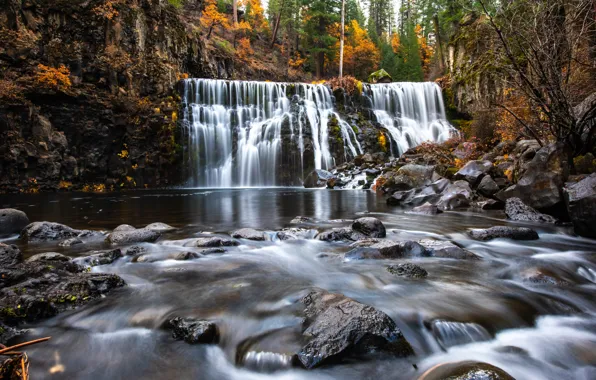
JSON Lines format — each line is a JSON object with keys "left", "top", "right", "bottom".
{"left": 232, "top": 0, "right": 238, "bottom": 25}
{"left": 433, "top": 14, "right": 445, "bottom": 72}
{"left": 270, "top": 12, "right": 282, "bottom": 48}
{"left": 339, "top": 0, "right": 345, "bottom": 78}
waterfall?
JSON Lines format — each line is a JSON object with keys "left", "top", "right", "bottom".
{"left": 364, "top": 82, "right": 455, "bottom": 156}
{"left": 181, "top": 79, "right": 362, "bottom": 187}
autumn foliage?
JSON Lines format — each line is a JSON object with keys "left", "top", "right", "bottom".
{"left": 336, "top": 20, "right": 380, "bottom": 79}
{"left": 34, "top": 64, "right": 71, "bottom": 91}
{"left": 236, "top": 38, "right": 254, "bottom": 62}
{"left": 201, "top": 0, "right": 230, "bottom": 39}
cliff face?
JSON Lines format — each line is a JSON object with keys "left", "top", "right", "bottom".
{"left": 0, "top": 0, "right": 231, "bottom": 192}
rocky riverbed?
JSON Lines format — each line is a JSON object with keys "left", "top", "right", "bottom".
{"left": 1, "top": 188, "right": 595, "bottom": 379}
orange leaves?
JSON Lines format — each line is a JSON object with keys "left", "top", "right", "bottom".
{"left": 201, "top": 0, "right": 230, "bottom": 39}
{"left": 35, "top": 64, "right": 71, "bottom": 91}
{"left": 337, "top": 20, "right": 379, "bottom": 79}
{"left": 92, "top": 0, "right": 125, "bottom": 20}
{"left": 236, "top": 37, "right": 254, "bottom": 62}
{"left": 242, "top": 0, "right": 269, "bottom": 34}
{"left": 391, "top": 33, "right": 400, "bottom": 53}
{"left": 289, "top": 53, "right": 307, "bottom": 69}
{"left": 326, "top": 76, "right": 362, "bottom": 95}
{"left": 415, "top": 24, "right": 433, "bottom": 73}
{"left": 495, "top": 88, "right": 537, "bottom": 142}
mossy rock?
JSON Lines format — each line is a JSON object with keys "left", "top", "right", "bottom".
{"left": 368, "top": 69, "right": 392, "bottom": 84}
{"left": 573, "top": 153, "right": 596, "bottom": 174}
{"left": 444, "top": 167, "right": 459, "bottom": 179}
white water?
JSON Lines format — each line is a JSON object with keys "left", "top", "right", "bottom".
{"left": 364, "top": 82, "right": 455, "bottom": 156}
{"left": 181, "top": 79, "right": 362, "bottom": 187}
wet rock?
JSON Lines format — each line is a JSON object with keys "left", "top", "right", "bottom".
{"left": 454, "top": 160, "right": 493, "bottom": 186}
{"left": 505, "top": 198, "right": 558, "bottom": 224}
{"left": 352, "top": 217, "right": 386, "bottom": 238}
{"left": 344, "top": 247, "right": 385, "bottom": 260}
{"left": 195, "top": 237, "right": 239, "bottom": 247}
{"left": 125, "top": 245, "right": 148, "bottom": 256}
{"left": 199, "top": 248, "right": 226, "bottom": 255}
{"left": 0, "top": 244, "right": 23, "bottom": 266}
{"left": 231, "top": 228, "right": 267, "bottom": 241}
{"left": 419, "top": 239, "right": 479, "bottom": 259}
{"left": 497, "top": 143, "right": 569, "bottom": 210}
{"left": 564, "top": 173, "right": 596, "bottom": 238}
{"left": 73, "top": 249, "right": 123, "bottom": 268}
{"left": 145, "top": 222, "right": 176, "bottom": 232}
{"left": 437, "top": 181, "right": 473, "bottom": 210}
{"left": 387, "top": 263, "right": 428, "bottom": 278}
{"left": 469, "top": 226, "right": 539, "bottom": 241}
{"left": 420, "top": 361, "right": 515, "bottom": 380}
{"left": 387, "top": 188, "right": 417, "bottom": 206}
{"left": 521, "top": 267, "right": 570, "bottom": 286}
{"left": 409, "top": 202, "right": 442, "bottom": 215}
{"left": 165, "top": 317, "right": 219, "bottom": 344}
{"left": 172, "top": 251, "right": 200, "bottom": 261}
{"left": 276, "top": 228, "right": 318, "bottom": 240}
{"left": 304, "top": 169, "right": 335, "bottom": 188}
{"left": 383, "top": 164, "right": 435, "bottom": 192}
{"left": 26, "top": 252, "right": 70, "bottom": 262}
{"left": 477, "top": 175, "right": 499, "bottom": 197}
{"left": 316, "top": 228, "right": 353, "bottom": 242}
{"left": 296, "top": 289, "right": 414, "bottom": 368}
{"left": 346, "top": 240, "right": 427, "bottom": 259}
{"left": 59, "top": 237, "right": 84, "bottom": 247}
{"left": 473, "top": 199, "right": 504, "bottom": 210}
{"left": 0, "top": 321, "right": 25, "bottom": 345}
{"left": 106, "top": 228, "right": 161, "bottom": 245}
{"left": 0, "top": 209, "right": 30, "bottom": 237}
{"left": 20, "top": 222, "right": 90, "bottom": 242}
{"left": 290, "top": 216, "right": 314, "bottom": 224}
{"left": 113, "top": 224, "right": 136, "bottom": 232}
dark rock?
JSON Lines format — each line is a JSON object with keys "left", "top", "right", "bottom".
{"left": 418, "top": 239, "right": 479, "bottom": 259}
{"left": 145, "top": 222, "right": 176, "bottom": 232}
{"left": 59, "top": 237, "right": 84, "bottom": 247}
{"left": 409, "top": 202, "right": 442, "bottom": 215}
{"left": 520, "top": 267, "right": 570, "bottom": 286}
{"left": 473, "top": 199, "right": 504, "bottom": 210}
{"left": 199, "top": 248, "right": 226, "bottom": 255}
{"left": 172, "top": 251, "right": 200, "bottom": 261}
{"left": 477, "top": 175, "right": 499, "bottom": 197}
{"left": 468, "top": 226, "right": 539, "bottom": 241}
{"left": 564, "top": 173, "right": 596, "bottom": 238}
{"left": 454, "top": 160, "right": 493, "bottom": 186}
{"left": 231, "top": 228, "right": 266, "bottom": 241}
{"left": 316, "top": 228, "right": 353, "bottom": 242}
{"left": 387, "top": 189, "right": 416, "bottom": 206}
{"left": 296, "top": 289, "right": 414, "bottom": 368}
{"left": 437, "top": 181, "right": 473, "bottom": 210}
{"left": 195, "top": 237, "right": 239, "bottom": 247}
{"left": 497, "top": 143, "right": 570, "bottom": 210}
{"left": 20, "top": 222, "right": 89, "bottom": 242}
{"left": 344, "top": 247, "right": 384, "bottom": 260}
{"left": 304, "top": 169, "right": 335, "bottom": 188}
{"left": 125, "top": 246, "right": 148, "bottom": 256}
{"left": 106, "top": 228, "right": 161, "bottom": 245}
{"left": 351, "top": 217, "right": 386, "bottom": 238}
{"left": 0, "top": 209, "right": 30, "bottom": 237}
{"left": 73, "top": 249, "right": 123, "bottom": 268}
{"left": 346, "top": 240, "right": 427, "bottom": 259}
{"left": 0, "top": 322, "right": 25, "bottom": 345}
{"left": 276, "top": 228, "right": 318, "bottom": 240}
{"left": 0, "top": 244, "right": 23, "bottom": 266}
{"left": 505, "top": 198, "right": 558, "bottom": 224}
{"left": 420, "top": 361, "right": 515, "bottom": 380}
{"left": 387, "top": 263, "right": 428, "bottom": 278}
{"left": 166, "top": 317, "right": 219, "bottom": 344}
{"left": 26, "top": 252, "right": 70, "bottom": 262}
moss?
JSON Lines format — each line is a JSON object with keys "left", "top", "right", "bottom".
{"left": 444, "top": 167, "right": 459, "bottom": 179}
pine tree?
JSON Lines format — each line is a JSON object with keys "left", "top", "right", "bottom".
{"left": 302, "top": 0, "right": 341, "bottom": 78}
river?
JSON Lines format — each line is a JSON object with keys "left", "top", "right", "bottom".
{"left": 2, "top": 188, "right": 596, "bottom": 379}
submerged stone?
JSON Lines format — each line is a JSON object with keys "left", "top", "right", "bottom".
{"left": 166, "top": 317, "right": 219, "bottom": 344}
{"left": 468, "top": 226, "right": 539, "bottom": 241}
{"left": 387, "top": 263, "right": 428, "bottom": 278}
{"left": 231, "top": 228, "right": 267, "bottom": 241}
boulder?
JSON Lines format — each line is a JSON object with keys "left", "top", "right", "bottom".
{"left": 296, "top": 289, "right": 413, "bottom": 368}
{"left": 409, "top": 202, "right": 442, "bottom": 215}
{"left": 505, "top": 198, "right": 558, "bottom": 224}
{"left": 125, "top": 246, "right": 147, "bottom": 256}
{"left": 113, "top": 224, "right": 136, "bottom": 232}
{"left": 0, "top": 243, "right": 23, "bottom": 266}
{"left": 454, "top": 160, "right": 493, "bottom": 186}
{"left": 0, "top": 209, "right": 30, "bottom": 237}
{"left": 497, "top": 143, "right": 569, "bottom": 210}
{"left": 468, "top": 226, "right": 539, "bottom": 241}
{"left": 20, "top": 222, "right": 90, "bottom": 242}
{"left": 145, "top": 222, "right": 176, "bottom": 232}
{"left": 316, "top": 228, "right": 353, "bottom": 242}
{"left": 418, "top": 239, "right": 479, "bottom": 259}
{"left": 106, "top": 228, "right": 161, "bottom": 245}
{"left": 304, "top": 169, "right": 335, "bottom": 188}
{"left": 437, "top": 181, "right": 473, "bottom": 210}
{"left": 477, "top": 175, "right": 499, "bottom": 197}
{"left": 195, "top": 237, "right": 239, "bottom": 247}
{"left": 276, "top": 228, "right": 318, "bottom": 240}
{"left": 387, "top": 263, "right": 428, "bottom": 278}
{"left": 419, "top": 361, "right": 515, "bottom": 380}
{"left": 73, "top": 249, "right": 123, "bottom": 268}
{"left": 346, "top": 240, "right": 427, "bottom": 259}
{"left": 59, "top": 237, "right": 84, "bottom": 247}
{"left": 384, "top": 164, "right": 435, "bottom": 192}
{"left": 564, "top": 173, "right": 596, "bottom": 238}
{"left": 27, "top": 252, "right": 70, "bottom": 262}
{"left": 231, "top": 228, "right": 267, "bottom": 241}
{"left": 351, "top": 217, "right": 386, "bottom": 238}
{"left": 165, "top": 317, "right": 219, "bottom": 344}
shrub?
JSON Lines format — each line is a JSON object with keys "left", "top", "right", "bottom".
{"left": 0, "top": 79, "right": 24, "bottom": 102}
{"left": 326, "top": 75, "right": 362, "bottom": 95}
{"left": 215, "top": 40, "right": 235, "bottom": 56}
{"left": 34, "top": 64, "right": 72, "bottom": 91}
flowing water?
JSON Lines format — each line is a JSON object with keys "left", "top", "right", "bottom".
{"left": 363, "top": 82, "right": 454, "bottom": 156}
{"left": 2, "top": 189, "right": 596, "bottom": 380}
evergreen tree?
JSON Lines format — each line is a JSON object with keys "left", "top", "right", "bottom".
{"left": 302, "top": 0, "right": 341, "bottom": 78}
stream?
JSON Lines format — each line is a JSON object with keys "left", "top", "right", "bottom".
{"left": 2, "top": 188, "right": 596, "bottom": 379}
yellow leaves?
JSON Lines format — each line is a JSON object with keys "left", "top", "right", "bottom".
{"left": 289, "top": 53, "right": 307, "bottom": 69}
{"left": 82, "top": 184, "right": 106, "bottom": 193}
{"left": 336, "top": 20, "right": 380, "bottom": 78}
{"left": 311, "top": 80, "right": 326, "bottom": 85}
{"left": 378, "top": 133, "right": 387, "bottom": 152}
{"left": 58, "top": 181, "right": 73, "bottom": 190}
{"left": 171, "top": 111, "right": 178, "bottom": 122}
{"left": 118, "top": 144, "right": 129, "bottom": 159}
{"left": 454, "top": 158, "right": 465, "bottom": 169}
{"left": 35, "top": 64, "right": 71, "bottom": 91}
{"left": 201, "top": 0, "right": 230, "bottom": 38}
{"left": 236, "top": 37, "right": 254, "bottom": 62}
{"left": 391, "top": 33, "right": 400, "bottom": 53}
{"left": 242, "top": 0, "right": 269, "bottom": 34}
{"left": 132, "top": 164, "right": 139, "bottom": 170}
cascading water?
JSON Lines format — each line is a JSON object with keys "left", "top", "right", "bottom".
{"left": 363, "top": 82, "right": 455, "bottom": 156}
{"left": 181, "top": 79, "right": 362, "bottom": 187}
